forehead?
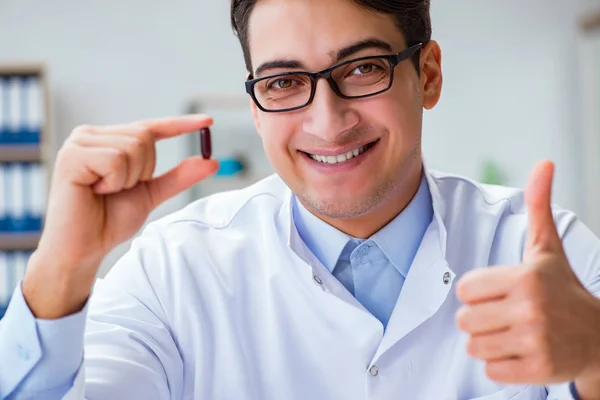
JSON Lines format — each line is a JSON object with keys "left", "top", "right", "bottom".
{"left": 247, "top": 0, "right": 405, "bottom": 70}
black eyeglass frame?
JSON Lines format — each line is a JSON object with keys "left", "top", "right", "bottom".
{"left": 245, "top": 42, "right": 423, "bottom": 113}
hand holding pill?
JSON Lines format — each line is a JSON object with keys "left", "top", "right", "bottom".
{"left": 22, "top": 115, "right": 219, "bottom": 319}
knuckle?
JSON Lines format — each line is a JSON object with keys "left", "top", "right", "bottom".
{"left": 109, "top": 149, "right": 128, "bottom": 170}
{"left": 54, "top": 145, "right": 75, "bottom": 169}
{"left": 520, "top": 299, "right": 543, "bottom": 325}
{"left": 71, "top": 124, "right": 95, "bottom": 137}
{"left": 519, "top": 268, "right": 543, "bottom": 293}
{"left": 130, "top": 127, "right": 153, "bottom": 149}
{"left": 131, "top": 122, "right": 152, "bottom": 139}
{"left": 466, "top": 337, "right": 479, "bottom": 357}
{"left": 455, "top": 279, "right": 472, "bottom": 302}
{"left": 455, "top": 307, "right": 471, "bottom": 331}
{"left": 125, "top": 135, "right": 146, "bottom": 155}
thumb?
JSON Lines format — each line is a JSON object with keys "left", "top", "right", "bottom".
{"left": 146, "top": 157, "right": 219, "bottom": 208}
{"left": 524, "top": 160, "right": 563, "bottom": 259}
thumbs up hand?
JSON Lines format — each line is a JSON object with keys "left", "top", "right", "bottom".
{"left": 456, "top": 161, "right": 600, "bottom": 396}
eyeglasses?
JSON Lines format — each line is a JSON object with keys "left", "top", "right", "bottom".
{"left": 245, "top": 43, "right": 423, "bottom": 113}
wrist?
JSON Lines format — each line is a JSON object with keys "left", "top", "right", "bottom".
{"left": 22, "top": 250, "right": 100, "bottom": 319}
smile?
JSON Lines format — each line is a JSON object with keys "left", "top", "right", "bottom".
{"left": 306, "top": 141, "right": 378, "bottom": 164}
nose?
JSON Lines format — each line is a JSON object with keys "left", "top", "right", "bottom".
{"left": 302, "top": 78, "right": 359, "bottom": 142}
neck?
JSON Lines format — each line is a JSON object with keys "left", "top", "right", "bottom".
{"left": 319, "top": 161, "right": 424, "bottom": 239}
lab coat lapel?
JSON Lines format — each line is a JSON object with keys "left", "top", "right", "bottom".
{"left": 372, "top": 167, "right": 455, "bottom": 360}
{"left": 373, "top": 217, "right": 455, "bottom": 360}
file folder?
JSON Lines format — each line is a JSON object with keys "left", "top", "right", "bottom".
{"left": 25, "top": 76, "right": 42, "bottom": 144}
{"left": 7, "top": 163, "right": 26, "bottom": 231}
{"left": 7, "top": 76, "right": 21, "bottom": 144}
{"left": 0, "top": 164, "right": 6, "bottom": 231}
{"left": 0, "top": 77, "right": 7, "bottom": 144}
{"left": 29, "top": 163, "right": 45, "bottom": 230}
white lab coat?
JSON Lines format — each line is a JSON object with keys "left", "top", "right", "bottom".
{"left": 63, "top": 170, "right": 600, "bottom": 400}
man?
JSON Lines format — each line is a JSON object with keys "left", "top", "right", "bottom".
{"left": 0, "top": 0, "right": 599, "bottom": 398}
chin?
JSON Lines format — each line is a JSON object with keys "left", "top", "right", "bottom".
{"left": 299, "top": 188, "right": 383, "bottom": 220}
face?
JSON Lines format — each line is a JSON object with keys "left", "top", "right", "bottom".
{"left": 247, "top": 0, "right": 442, "bottom": 223}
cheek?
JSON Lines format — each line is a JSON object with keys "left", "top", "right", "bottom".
{"left": 257, "top": 114, "right": 297, "bottom": 164}
{"left": 360, "top": 92, "right": 421, "bottom": 142}
{"left": 380, "top": 79, "right": 422, "bottom": 141}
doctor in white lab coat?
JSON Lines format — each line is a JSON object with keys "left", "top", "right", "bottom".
{"left": 1, "top": 0, "right": 600, "bottom": 399}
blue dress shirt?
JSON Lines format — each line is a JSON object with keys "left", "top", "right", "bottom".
{"left": 292, "top": 175, "right": 433, "bottom": 328}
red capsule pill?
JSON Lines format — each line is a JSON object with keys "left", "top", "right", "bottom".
{"left": 199, "top": 127, "right": 212, "bottom": 159}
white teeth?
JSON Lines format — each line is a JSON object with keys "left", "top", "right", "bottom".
{"left": 309, "top": 145, "right": 369, "bottom": 164}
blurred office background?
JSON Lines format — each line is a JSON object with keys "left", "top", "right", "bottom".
{"left": 1, "top": 0, "right": 600, "bottom": 317}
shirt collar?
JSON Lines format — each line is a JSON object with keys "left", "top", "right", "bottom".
{"left": 292, "top": 196, "right": 351, "bottom": 273}
{"left": 370, "top": 175, "right": 433, "bottom": 278}
{"left": 291, "top": 169, "right": 434, "bottom": 276}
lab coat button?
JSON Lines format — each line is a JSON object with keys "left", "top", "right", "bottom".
{"left": 313, "top": 275, "right": 323, "bottom": 286}
{"left": 443, "top": 272, "right": 452, "bottom": 285}
{"left": 369, "top": 365, "right": 379, "bottom": 376}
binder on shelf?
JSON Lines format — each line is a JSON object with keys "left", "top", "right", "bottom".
{"left": 0, "top": 77, "right": 7, "bottom": 144}
{"left": 0, "top": 74, "right": 43, "bottom": 146}
{"left": 25, "top": 76, "right": 43, "bottom": 145}
{"left": 0, "top": 64, "right": 47, "bottom": 254}
{"left": 8, "top": 163, "right": 26, "bottom": 231}
{"left": 0, "top": 251, "right": 14, "bottom": 319}
{"left": 7, "top": 76, "right": 21, "bottom": 144}
{"left": 32, "top": 163, "right": 45, "bottom": 231}
{"left": 0, "top": 162, "right": 45, "bottom": 233}
{"left": 28, "top": 163, "right": 45, "bottom": 231}
{"left": 0, "top": 164, "right": 5, "bottom": 232}
{"left": 0, "top": 252, "right": 8, "bottom": 315}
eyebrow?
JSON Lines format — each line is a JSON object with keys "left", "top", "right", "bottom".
{"left": 254, "top": 38, "right": 394, "bottom": 77}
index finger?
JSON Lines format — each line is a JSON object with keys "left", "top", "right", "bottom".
{"left": 456, "top": 265, "right": 519, "bottom": 305}
{"left": 137, "top": 114, "right": 213, "bottom": 140}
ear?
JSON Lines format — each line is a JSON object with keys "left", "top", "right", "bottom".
{"left": 419, "top": 40, "right": 443, "bottom": 110}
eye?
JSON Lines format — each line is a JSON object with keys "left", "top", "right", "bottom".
{"left": 270, "top": 79, "right": 296, "bottom": 89}
{"left": 351, "top": 63, "right": 379, "bottom": 75}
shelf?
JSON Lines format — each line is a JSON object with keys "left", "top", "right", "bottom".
{"left": 0, "top": 232, "right": 41, "bottom": 251}
{"left": 0, "top": 63, "right": 45, "bottom": 76}
{"left": 0, "top": 145, "right": 42, "bottom": 162}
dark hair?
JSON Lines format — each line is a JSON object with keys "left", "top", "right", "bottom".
{"left": 230, "top": 0, "right": 431, "bottom": 73}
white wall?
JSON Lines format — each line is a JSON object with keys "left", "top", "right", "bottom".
{"left": 0, "top": 0, "right": 598, "bottom": 275}
{"left": 426, "top": 0, "right": 600, "bottom": 215}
